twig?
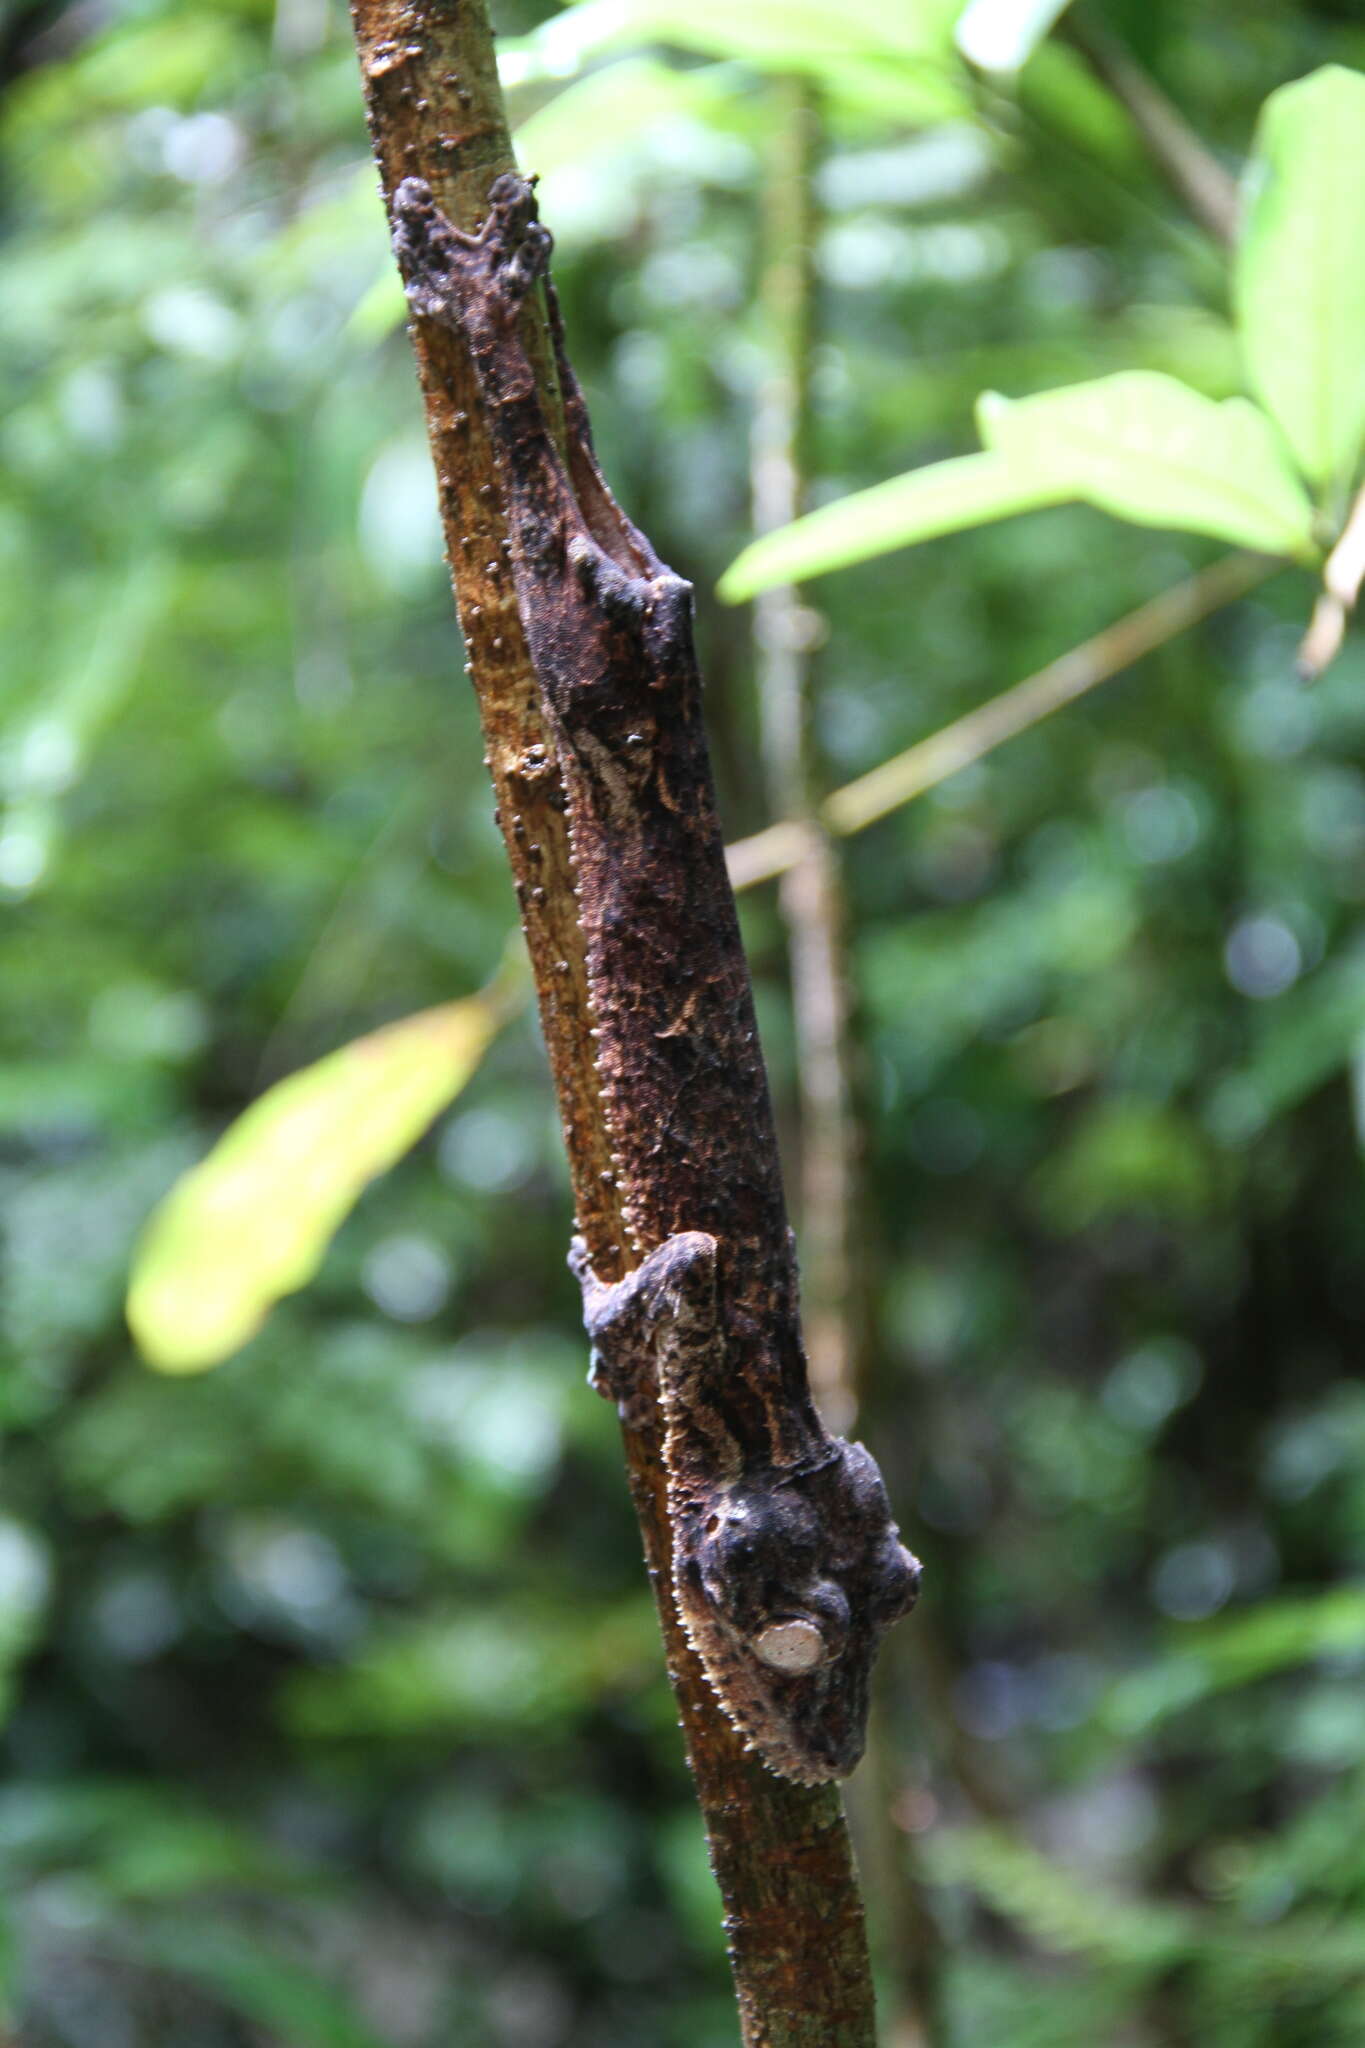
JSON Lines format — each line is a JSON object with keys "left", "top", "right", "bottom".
{"left": 752, "top": 79, "right": 861, "bottom": 1432}
{"left": 727, "top": 552, "right": 1274, "bottom": 889}
{"left": 1298, "top": 483, "right": 1365, "bottom": 680}
{"left": 1063, "top": 19, "right": 1239, "bottom": 246}
{"left": 348, "top": 5, "right": 881, "bottom": 2041}
{"left": 751, "top": 78, "right": 946, "bottom": 2043}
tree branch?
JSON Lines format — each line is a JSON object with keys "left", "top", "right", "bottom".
{"left": 348, "top": 4, "right": 881, "bottom": 2039}
{"left": 1063, "top": 19, "right": 1240, "bottom": 246}
{"left": 727, "top": 551, "right": 1275, "bottom": 889}
{"left": 1299, "top": 482, "right": 1365, "bottom": 680}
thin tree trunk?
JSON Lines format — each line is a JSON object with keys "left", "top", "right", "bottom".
{"left": 348, "top": 4, "right": 881, "bottom": 2040}
{"left": 750, "top": 81, "right": 944, "bottom": 2048}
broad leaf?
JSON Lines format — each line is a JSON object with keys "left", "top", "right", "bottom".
{"left": 717, "top": 450, "right": 1072, "bottom": 599}
{"left": 501, "top": 0, "right": 967, "bottom": 123}
{"left": 979, "top": 373, "right": 1318, "bottom": 559}
{"left": 513, "top": 57, "right": 735, "bottom": 181}
{"left": 1236, "top": 65, "right": 1365, "bottom": 494}
{"left": 128, "top": 989, "right": 512, "bottom": 1373}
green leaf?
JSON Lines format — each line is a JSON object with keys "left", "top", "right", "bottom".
{"left": 717, "top": 450, "right": 1072, "bottom": 599}
{"left": 979, "top": 374, "right": 1318, "bottom": 558}
{"left": 513, "top": 57, "right": 731, "bottom": 179}
{"left": 1236, "top": 65, "right": 1365, "bottom": 495}
{"left": 721, "top": 374, "right": 1318, "bottom": 600}
{"left": 501, "top": 0, "right": 967, "bottom": 123}
{"left": 127, "top": 987, "right": 514, "bottom": 1373}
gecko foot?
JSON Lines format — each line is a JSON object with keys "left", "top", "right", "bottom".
{"left": 569, "top": 1233, "right": 718, "bottom": 1429}
{"left": 391, "top": 173, "right": 551, "bottom": 332}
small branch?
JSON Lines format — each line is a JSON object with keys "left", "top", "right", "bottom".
{"left": 751, "top": 79, "right": 860, "bottom": 1434}
{"left": 752, "top": 80, "right": 944, "bottom": 2044}
{"left": 1064, "top": 19, "right": 1239, "bottom": 246}
{"left": 727, "top": 552, "right": 1274, "bottom": 889}
{"left": 348, "top": 6, "right": 881, "bottom": 2042}
{"left": 1298, "top": 482, "right": 1365, "bottom": 680}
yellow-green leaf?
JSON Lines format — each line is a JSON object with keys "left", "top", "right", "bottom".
{"left": 499, "top": 0, "right": 968, "bottom": 124}
{"left": 1236, "top": 65, "right": 1365, "bottom": 494}
{"left": 128, "top": 989, "right": 513, "bottom": 1373}
{"left": 512, "top": 58, "right": 735, "bottom": 181}
{"left": 979, "top": 373, "right": 1318, "bottom": 560}
{"left": 717, "top": 450, "right": 1071, "bottom": 600}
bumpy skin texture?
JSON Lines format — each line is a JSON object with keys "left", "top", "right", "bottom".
{"left": 392, "top": 173, "right": 921, "bottom": 1784}
{"left": 572, "top": 1233, "right": 921, "bottom": 1782}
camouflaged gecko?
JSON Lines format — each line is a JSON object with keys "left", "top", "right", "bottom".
{"left": 392, "top": 172, "right": 920, "bottom": 1785}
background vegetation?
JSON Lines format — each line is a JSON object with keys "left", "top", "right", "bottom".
{"left": 3, "top": 1, "right": 1365, "bottom": 2042}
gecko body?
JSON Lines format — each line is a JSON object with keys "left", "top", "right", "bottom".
{"left": 392, "top": 174, "right": 920, "bottom": 1782}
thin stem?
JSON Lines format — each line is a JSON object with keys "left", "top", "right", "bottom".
{"left": 752, "top": 79, "right": 859, "bottom": 1433}
{"left": 1064, "top": 19, "right": 1239, "bottom": 246}
{"left": 1299, "top": 482, "right": 1365, "bottom": 680}
{"left": 727, "top": 552, "right": 1274, "bottom": 890}
{"left": 752, "top": 78, "right": 945, "bottom": 2045}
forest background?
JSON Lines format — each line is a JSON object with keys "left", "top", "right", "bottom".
{"left": 3, "top": 1, "right": 1365, "bottom": 2043}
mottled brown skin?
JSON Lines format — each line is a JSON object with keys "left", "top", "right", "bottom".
{"left": 392, "top": 172, "right": 920, "bottom": 1783}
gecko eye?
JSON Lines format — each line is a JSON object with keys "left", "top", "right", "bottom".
{"left": 753, "top": 1619, "right": 827, "bottom": 1675}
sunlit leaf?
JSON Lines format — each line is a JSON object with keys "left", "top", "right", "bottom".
{"left": 979, "top": 374, "right": 1318, "bottom": 558}
{"left": 721, "top": 374, "right": 1318, "bottom": 600}
{"left": 1236, "top": 65, "right": 1365, "bottom": 494}
{"left": 1015, "top": 40, "right": 1147, "bottom": 176}
{"left": 500, "top": 0, "right": 968, "bottom": 122}
{"left": 127, "top": 983, "right": 517, "bottom": 1373}
{"left": 513, "top": 57, "right": 736, "bottom": 179}
{"left": 718, "top": 450, "right": 1072, "bottom": 599}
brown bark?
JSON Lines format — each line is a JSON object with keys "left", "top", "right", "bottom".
{"left": 348, "top": 3, "right": 878, "bottom": 2040}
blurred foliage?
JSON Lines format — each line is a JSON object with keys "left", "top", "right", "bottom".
{"left": 3, "top": 1, "right": 1365, "bottom": 2045}
{"left": 129, "top": 970, "right": 519, "bottom": 1370}
{"left": 724, "top": 63, "right": 1365, "bottom": 595}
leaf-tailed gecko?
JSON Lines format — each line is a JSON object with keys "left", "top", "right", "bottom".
{"left": 391, "top": 172, "right": 921, "bottom": 1784}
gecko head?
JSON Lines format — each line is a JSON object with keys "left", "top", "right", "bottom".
{"left": 674, "top": 1440, "right": 921, "bottom": 1784}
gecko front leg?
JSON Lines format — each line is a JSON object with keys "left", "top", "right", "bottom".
{"left": 572, "top": 1238, "right": 922, "bottom": 1785}
{"left": 568, "top": 1232, "right": 720, "bottom": 1435}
